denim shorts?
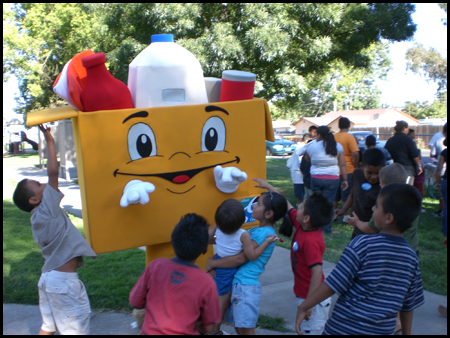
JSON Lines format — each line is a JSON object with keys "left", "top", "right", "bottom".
{"left": 213, "top": 254, "right": 238, "bottom": 296}
{"left": 227, "top": 283, "right": 262, "bottom": 328}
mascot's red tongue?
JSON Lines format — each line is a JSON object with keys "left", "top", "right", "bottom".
{"left": 173, "top": 175, "right": 190, "bottom": 184}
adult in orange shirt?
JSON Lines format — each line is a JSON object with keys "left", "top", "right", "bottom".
{"left": 334, "top": 117, "right": 359, "bottom": 222}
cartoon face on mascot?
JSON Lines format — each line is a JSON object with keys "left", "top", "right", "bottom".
{"left": 26, "top": 98, "right": 274, "bottom": 268}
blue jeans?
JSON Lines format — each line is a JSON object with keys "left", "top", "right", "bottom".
{"left": 441, "top": 179, "right": 447, "bottom": 236}
{"left": 311, "top": 177, "right": 340, "bottom": 233}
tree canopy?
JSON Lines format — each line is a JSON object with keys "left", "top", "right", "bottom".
{"left": 401, "top": 92, "right": 447, "bottom": 120}
{"left": 405, "top": 4, "right": 447, "bottom": 95}
{"left": 4, "top": 3, "right": 417, "bottom": 116}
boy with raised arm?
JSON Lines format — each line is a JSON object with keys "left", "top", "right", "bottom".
{"left": 13, "top": 125, "right": 97, "bottom": 335}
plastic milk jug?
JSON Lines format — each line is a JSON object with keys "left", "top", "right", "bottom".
{"left": 128, "top": 34, "right": 208, "bottom": 108}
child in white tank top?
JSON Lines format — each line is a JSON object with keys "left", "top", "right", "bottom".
{"left": 208, "top": 198, "right": 277, "bottom": 334}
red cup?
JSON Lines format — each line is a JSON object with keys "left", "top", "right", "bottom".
{"left": 219, "top": 70, "right": 256, "bottom": 102}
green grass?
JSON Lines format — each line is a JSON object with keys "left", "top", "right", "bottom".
{"left": 3, "top": 153, "right": 41, "bottom": 167}
{"left": 3, "top": 155, "right": 447, "bottom": 324}
{"left": 256, "top": 314, "right": 293, "bottom": 332}
{"left": 3, "top": 164, "right": 145, "bottom": 311}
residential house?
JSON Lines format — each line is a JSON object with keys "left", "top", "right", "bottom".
{"left": 293, "top": 108, "right": 419, "bottom": 135}
{"left": 272, "top": 120, "right": 294, "bottom": 134}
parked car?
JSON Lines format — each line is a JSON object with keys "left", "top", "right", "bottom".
{"left": 265, "top": 136, "right": 297, "bottom": 156}
{"left": 348, "top": 131, "right": 386, "bottom": 152}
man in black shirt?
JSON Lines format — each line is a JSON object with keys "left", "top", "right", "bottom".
{"left": 385, "top": 121, "right": 422, "bottom": 185}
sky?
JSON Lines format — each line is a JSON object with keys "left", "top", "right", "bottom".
{"left": 3, "top": 3, "right": 448, "bottom": 122}
{"left": 376, "top": 3, "right": 447, "bottom": 108}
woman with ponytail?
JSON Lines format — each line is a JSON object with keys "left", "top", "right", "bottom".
{"left": 304, "top": 126, "right": 348, "bottom": 233}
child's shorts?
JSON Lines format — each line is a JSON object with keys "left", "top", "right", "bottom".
{"left": 294, "top": 184, "right": 305, "bottom": 199}
{"left": 38, "top": 270, "right": 91, "bottom": 334}
{"left": 297, "top": 296, "right": 331, "bottom": 335}
{"left": 213, "top": 254, "right": 238, "bottom": 296}
{"left": 226, "top": 283, "right": 262, "bottom": 328}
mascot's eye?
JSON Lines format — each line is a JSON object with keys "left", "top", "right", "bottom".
{"left": 128, "top": 123, "right": 157, "bottom": 161}
{"left": 201, "top": 117, "right": 226, "bottom": 152}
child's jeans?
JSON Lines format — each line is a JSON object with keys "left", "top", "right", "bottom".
{"left": 213, "top": 254, "right": 238, "bottom": 296}
{"left": 297, "top": 296, "right": 331, "bottom": 335}
{"left": 38, "top": 270, "right": 91, "bottom": 334}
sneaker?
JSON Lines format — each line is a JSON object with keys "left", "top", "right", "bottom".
{"left": 421, "top": 208, "right": 426, "bottom": 213}
{"left": 433, "top": 210, "right": 443, "bottom": 218}
{"left": 342, "top": 215, "right": 348, "bottom": 224}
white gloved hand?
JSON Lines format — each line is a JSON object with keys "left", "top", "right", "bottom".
{"left": 120, "top": 180, "right": 155, "bottom": 207}
{"left": 214, "top": 166, "right": 247, "bottom": 193}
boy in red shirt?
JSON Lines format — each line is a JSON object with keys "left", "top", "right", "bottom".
{"left": 129, "top": 213, "right": 221, "bottom": 335}
{"left": 254, "top": 179, "right": 334, "bottom": 335}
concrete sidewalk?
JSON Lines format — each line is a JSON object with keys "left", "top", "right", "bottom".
{"left": 3, "top": 166, "right": 448, "bottom": 335}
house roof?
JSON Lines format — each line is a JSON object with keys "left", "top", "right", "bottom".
{"left": 293, "top": 108, "right": 419, "bottom": 127}
{"left": 293, "top": 115, "right": 360, "bottom": 127}
{"left": 325, "top": 108, "right": 419, "bottom": 123}
{"left": 7, "top": 118, "right": 23, "bottom": 126}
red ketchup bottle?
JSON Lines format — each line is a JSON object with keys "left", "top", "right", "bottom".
{"left": 80, "top": 53, "right": 134, "bottom": 112}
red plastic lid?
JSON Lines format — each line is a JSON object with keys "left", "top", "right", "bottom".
{"left": 82, "top": 53, "right": 106, "bottom": 68}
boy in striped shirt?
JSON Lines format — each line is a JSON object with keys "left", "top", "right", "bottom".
{"left": 296, "top": 183, "right": 425, "bottom": 335}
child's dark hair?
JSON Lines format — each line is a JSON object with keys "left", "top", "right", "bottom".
{"left": 13, "top": 179, "right": 34, "bottom": 212}
{"left": 365, "top": 134, "right": 377, "bottom": 148}
{"left": 379, "top": 163, "right": 407, "bottom": 185}
{"left": 378, "top": 183, "right": 422, "bottom": 233}
{"left": 338, "top": 117, "right": 351, "bottom": 129}
{"left": 317, "top": 126, "right": 338, "bottom": 157}
{"left": 259, "top": 191, "right": 291, "bottom": 234}
{"left": 362, "top": 147, "right": 386, "bottom": 167}
{"left": 171, "top": 213, "right": 210, "bottom": 262}
{"left": 215, "top": 199, "right": 245, "bottom": 235}
{"left": 260, "top": 192, "right": 288, "bottom": 223}
{"left": 279, "top": 192, "right": 333, "bottom": 237}
{"left": 302, "top": 133, "right": 312, "bottom": 142}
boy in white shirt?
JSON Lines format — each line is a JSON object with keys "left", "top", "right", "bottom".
{"left": 208, "top": 199, "right": 277, "bottom": 334}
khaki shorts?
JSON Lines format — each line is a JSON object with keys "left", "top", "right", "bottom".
{"left": 38, "top": 270, "right": 91, "bottom": 334}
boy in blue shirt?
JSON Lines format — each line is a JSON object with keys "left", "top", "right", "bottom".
{"left": 296, "top": 183, "right": 425, "bottom": 335}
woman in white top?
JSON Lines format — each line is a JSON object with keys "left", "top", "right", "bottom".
{"left": 305, "top": 126, "right": 348, "bottom": 233}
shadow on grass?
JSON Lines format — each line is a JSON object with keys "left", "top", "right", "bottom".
{"left": 3, "top": 251, "right": 43, "bottom": 305}
{"left": 3, "top": 153, "right": 37, "bottom": 159}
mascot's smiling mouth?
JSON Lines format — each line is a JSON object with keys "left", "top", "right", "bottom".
{"left": 114, "top": 156, "right": 240, "bottom": 184}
